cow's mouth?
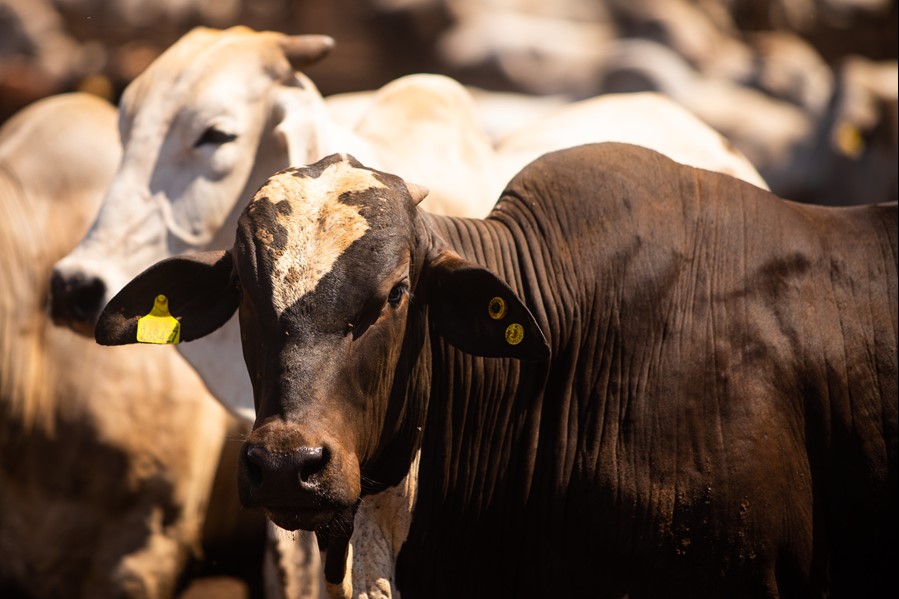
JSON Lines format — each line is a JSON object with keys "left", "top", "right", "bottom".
{"left": 266, "top": 505, "right": 338, "bottom": 532}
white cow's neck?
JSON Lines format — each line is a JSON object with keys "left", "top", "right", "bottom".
{"left": 176, "top": 315, "right": 255, "bottom": 424}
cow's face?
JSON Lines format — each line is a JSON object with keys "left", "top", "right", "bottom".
{"left": 95, "top": 154, "right": 549, "bottom": 533}
{"left": 232, "top": 155, "right": 425, "bottom": 530}
{"left": 49, "top": 26, "right": 334, "bottom": 337}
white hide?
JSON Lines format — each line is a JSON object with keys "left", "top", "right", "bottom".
{"left": 249, "top": 162, "right": 384, "bottom": 314}
{"left": 495, "top": 91, "right": 770, "bottom": 190}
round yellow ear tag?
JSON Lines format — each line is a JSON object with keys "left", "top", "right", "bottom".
{"left": 504, "top": 323, "right": 524, "bottom": 345}
{"left": 488, "top": 297, "right": 507, "bottom": 320}
{"left": 136, "top": 294, "right": 181, "bottom": 344}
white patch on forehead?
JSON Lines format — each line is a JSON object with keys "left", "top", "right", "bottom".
{"left": 251, "top": 158, "right": 387, "bottom": 314}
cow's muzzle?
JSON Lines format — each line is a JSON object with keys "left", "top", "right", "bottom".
{"left": 48, "top": 268, "right": 106, "bottom": 336}
{"left": 239, "top": 440, "right": 353, "bottom": 531}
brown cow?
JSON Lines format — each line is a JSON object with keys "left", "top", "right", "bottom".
{"left": 98, "top": 144, "right": 897, "bottom": 598}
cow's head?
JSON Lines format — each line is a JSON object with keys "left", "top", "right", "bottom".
{"left": 49, "top": 26, "right": 335, "bottom": 337}
{"left": 95, "top": 154, "right": 548, "bottom": 534}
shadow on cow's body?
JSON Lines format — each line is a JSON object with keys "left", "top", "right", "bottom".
{"left": 97, "top": 143, "right": 897, "bottom": 598}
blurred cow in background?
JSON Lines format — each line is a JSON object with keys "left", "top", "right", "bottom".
{"left": 2, "top": 0, "right": 896, "bottom": 206}
{"left": 0, "top": 92, "right": 264, "bottom": 599}
{"left": 592, "top": 38, "right": 897, "bottom": 205}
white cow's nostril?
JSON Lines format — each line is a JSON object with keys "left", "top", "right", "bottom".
{"left": 48, "top": 268, "right": 107, "bottom": 333}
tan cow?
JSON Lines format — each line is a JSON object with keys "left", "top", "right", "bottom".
{"left": 0, "top": 92, "right": 245, "bottom": 599}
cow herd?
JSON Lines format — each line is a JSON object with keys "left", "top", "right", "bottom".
{"left": 1, "top": 20, "right": 896, "bottom": 599}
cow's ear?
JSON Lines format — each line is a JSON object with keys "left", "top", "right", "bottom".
{"left": 272, "top": 73, "right": 329, "bottom": 166}
{"left": 425, "top": 250, "right": 550, "bottom": 361}
{"left": 96, "top": 250, "right": 239, "bottom": 346}
{"left": 279, "top": 34, "right": 335, "bottom": 69}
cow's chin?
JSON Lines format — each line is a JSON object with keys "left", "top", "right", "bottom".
{"left": 266, "top": 505, "right": 338, "bottom": 532}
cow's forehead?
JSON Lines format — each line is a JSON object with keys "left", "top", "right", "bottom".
{"left": 242, "top": 156, "right": 391, "bottom": 315}
{"left": 121, "top": 29, "right": 285, "bottom": 124}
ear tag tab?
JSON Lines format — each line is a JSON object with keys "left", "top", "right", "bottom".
{"left": 136, "top": 294, "right": 181, "bottom": 344}
{"left": 488, "top": 297, "right": 507, "bottom": 320}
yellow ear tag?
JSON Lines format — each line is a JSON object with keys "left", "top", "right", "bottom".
{"left": 834, "top": 122, "right": 864, "bottom": 159}
{"left": 504, "top": 323, "right": 524, "bottom": 345}
{"left": 488, "top": 296, "right": 507, "bottom": 320}
{"left": 136, "top": 294, "right": 181, "bottom": 344}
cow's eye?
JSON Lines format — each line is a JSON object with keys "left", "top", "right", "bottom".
{"left": 387, "top": 283, "right": 407, "bottom": 308}
{"left": 194, "top": 126, "right": 237, "bottom": 147}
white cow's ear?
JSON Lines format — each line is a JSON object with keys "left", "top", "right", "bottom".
{"left": 425, "top": 249, "right": 550, "bottom": 361}
{"left": 272, "top": 74, "right": 329, "bottom": 166}
{"left": 279, "top": 34, "right": 335, "bottom": 69}
{"left": 96, "top": 250, "right": 240, "bottom": 346}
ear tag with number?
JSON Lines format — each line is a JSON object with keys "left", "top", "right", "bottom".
{"left": 136, "top": 294, "right": 181, "bottom": 344}
{"left": 505, "top": 323, "right": 524, "bottom": 345}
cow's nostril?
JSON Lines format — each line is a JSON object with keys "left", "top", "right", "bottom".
{"left": 297, "top": 446, "right": 328, "bottom": 483}
{"left": 242, "top": 444, "right": 329, "bottom": 491}
{"left": 71, "top": 276, "right": 106, "bottom": 321}
{"left": 244, "top": 446, "right": 265, "bottom": 488}
{"left": 49, "top": 269, "right": 106, "bottom": 327}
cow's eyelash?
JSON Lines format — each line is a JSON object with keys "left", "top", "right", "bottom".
{"left": 387, "top": 282, "right": 409, "bottom": 307}
{"left": 345, "top": 281, "right": 409, "bottom": 338}
{"left": 194, "top": 126, "right": 237, "bottom": 147}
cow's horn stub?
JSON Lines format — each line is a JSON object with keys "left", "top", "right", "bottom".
{"left": 406, "top": 182, "right": 429, "bottom": 206}
{"left": 279, "top": 34, "right": 335, "bottom": 69}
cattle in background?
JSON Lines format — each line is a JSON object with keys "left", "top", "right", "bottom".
{"left": 594, "top": 37, "right": 898, "bottom": 205}
{"left": 98, "top": 145, "right": 897, "bottom": 598}
{"left": 823, "top": 55, "right": 898, "bottom": 204}
{"left": 323, "top": 85, "right": 570, "bottom": 145}
{"left": 49, "top": 25, "right": 766, "bottom": 423}
{"left": 493, "top": 91, "right": 770, "bottom": 190}
{"left": 0, "top": 93, "right": 261, "bottom": 598}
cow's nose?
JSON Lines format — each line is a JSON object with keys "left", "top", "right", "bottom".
{"left": 241, "top": 444, "right": 329, "bottom": 500}
{"left": 48, "top": 268, "right": 106, "bottom": 335}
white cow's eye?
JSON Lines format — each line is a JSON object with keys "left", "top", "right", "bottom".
{"left": 194, "top": 126, "right": 237, "bottom": 147}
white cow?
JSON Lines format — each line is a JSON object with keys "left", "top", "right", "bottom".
{"left": 494, "top": 91, "right": 770, "bottom": 190}
{"left": 48, "top": 26, "right": 768, "bottom": 599}
{"left": 0, "top": 93, "right": 244, "bottom": 598}
{"left": 50, "top": 26, "right": 506, "bottom": 424}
